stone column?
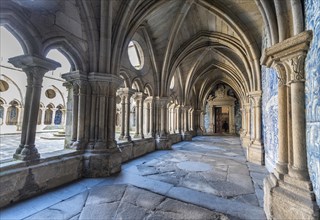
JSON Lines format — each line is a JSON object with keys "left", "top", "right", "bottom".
{"left": 118, "top": 94, "right": 126, "bottom": 139}
{"left": 133, "top": 92, "right": 146, "bottom": 139}
{"left": 176, "top": 105, "right": 181, "bottom": 133}
{"left": 62, "top": 82, "right": 73, "bottom": 148}
{"left": 248, "top": 91, "right": 264, "bottom": 165}
{"left": 155, "top": 97, "right": 171, "bottom": 149}
{"left": 139, "top": 95, "right": 145, "bottom": 138}
{"left": 144, "top": 101, "right": 150, "bottom": 135}
{"left": 229, "top": 105, "right": 235, "bottom": 134}
{"left": 133, "top": 97, "right": 140, "bottom": 138}
{"left": 288, "top": 56, "right": 309, "bottom": 179}
{"left": 83, "top": 72, "right": 123, "bottom": 177}
{"left": 262, "top": 31, "right": 319, "bottom": 220}
{"left": 240, "top": 106, "right": 246, "bottom": 138}
{"left": 71, "top": 84, "right": 79, "bottom": 145}
{"left": 117, "top": 88, "right": 134, "bottom": 142}
{"left": 62, "top": 71, "right": 88, "bottom": 149}
{"left": 182, "top": 106, "right": 192, "bottom": 141}
{"left": 242, "top": 102, "right": 251, "bottom": 148}
{"left": 73, "top": 80, "right": 88, "bottom": 149}
{"left": 145, "top": 97, "right": 154, "bottom": 137}
{"left": 274, "top": 64, "right": 289, "bottom": 175}
{"left": 194, "top": 109, "right": 203, "bottom": 135}
{"left": 51, "top": 108, "right": 57, "bottom": 125}
{"left": 207, "top": 101, "right": 215, "bottom": 133}
{"left": 9, "top": 55, "right": 60, "bottom": 161}
{"left": 14, "top": 72, "right": 33, "bottom": 155}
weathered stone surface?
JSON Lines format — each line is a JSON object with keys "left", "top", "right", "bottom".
{"left": 25, "top": 191, "right": 88, "bottom": 220}
{"left": 152, "top": 198, "right": 228, "bottom": 220}
{"left": 79, "top": 185, "right": 229, "bottom": 220}
{"left": 0, "top": 156, "right": 82, "bottom": 208}
{"left": 79, "top": 202, "right": 120, "bottom": 220}
{"left": 85, "top": 185, "right": 127, "bottom": 205}
{"left": 122, "top": 185, "right": 165, "bottom": 210}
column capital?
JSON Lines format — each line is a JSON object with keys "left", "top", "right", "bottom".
{"left": 262, "top": 30, "right": 312, "bottom": 67}
{"left": 88, "top": 72, "right": 123, "bottom": 87}
{"left": 155, "top": 96, "right": 169, "bottom": 107}
{"left": 144, "top": 96, "right": 154, "bottom": 103}
{"left": 132, "top": 92, "right": 147, "bottom": 101}
{"left": 62, "top": 70, "right": 87, "bottom": 82}
{"left": 8, "top": 55, "right": 61, "bottom": 72}
{"left": 117, "top": 87, "right": 135, "bottom": 98}
{"left": 261, "top": 31, "right": 312, "bottom": 84}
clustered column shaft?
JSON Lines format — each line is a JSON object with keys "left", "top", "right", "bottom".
{"left": 9, "top": 55, "right": 60, "bottom": 161}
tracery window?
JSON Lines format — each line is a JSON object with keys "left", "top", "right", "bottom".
{"left": 54, "top": 106, "right": 62, "bottom": 125}
{"left": 0, "top": 102, "right": 4, "bottom": 125}
{"left": 6, "top": 101, "right": 19, "bottom": 125}
{"left": 44, "top": 105, "right": 53, "bottom": 125}
{"left": 37, "top": 108, "right": 42, "bottom": 125}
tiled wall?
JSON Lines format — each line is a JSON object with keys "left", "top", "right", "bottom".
{"left": 261, "top": 28, "right": 279, "bottom": 172}
{"left": 305, "top": 0, "right": 320, "bottom": 206}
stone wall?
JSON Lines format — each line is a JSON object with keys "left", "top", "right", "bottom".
{"left": 169, "top": 133, "right": 182, "bottom": 144}
{"left": 118, "top": 138, "right": 156, "bottom": 163}
{"left": 305, "top": 0, "right": 320, "bottom": 206}
{"left": 0, "top": 152, "right": 82, "bottom": 208}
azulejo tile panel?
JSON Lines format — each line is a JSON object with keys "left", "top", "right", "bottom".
{"left": 305, "top": 0, "right": 320, "bottom": 206}
{"left": 261, "top": 66, "right": 279, "bottom": 172}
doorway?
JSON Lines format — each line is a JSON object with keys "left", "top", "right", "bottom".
{"left": 215, "top": 106, "right": 229, "bottom": 133}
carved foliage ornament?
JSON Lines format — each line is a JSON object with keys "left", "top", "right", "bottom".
{"left": 290, "top": 55, "right": 306, "bottom": 82}
{"left": 274, "top": 63, "right": 286, "bottom": 86}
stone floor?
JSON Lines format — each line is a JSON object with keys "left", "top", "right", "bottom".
{"left": 0, "top": 136, "right": 268, "bottom": 220}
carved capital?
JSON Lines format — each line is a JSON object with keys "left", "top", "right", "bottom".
{"left": 273, "top": 63, "right": 287, "bottom": 86}
{"left": 289, "top": 55, "right": 306, "bottom": 83}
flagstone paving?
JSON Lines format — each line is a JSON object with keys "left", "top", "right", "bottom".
{"left": 0, "top": 136, "right": 268, "bottom": 220}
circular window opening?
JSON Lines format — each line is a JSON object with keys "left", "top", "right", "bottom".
{"left": 0, "top": 80, "right": 9, "bottom": 92}
{"left": 128, "top": 41, "right": 144, "bottom": 70}
{"left": 45, "top": 89, "right": 56, "bottom": 99}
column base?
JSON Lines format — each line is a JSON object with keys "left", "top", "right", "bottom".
{"left": 13, "top": 145, "right": 40, "bottom": 161}
{"left": 156, "top": 136, "right": 172, "bottom": 150}
{"left": 83, "top": 148, "right": 122, "bottom": 177}
{"left": 247, "top": 141, "right": 264, "bottom": 165}
{"left": 118, "top": 136, "right": 132, "bottom": 142}
{"left": 196, "top": 128, "right": 203, "bottom": 136}
{"left": 182, "top": 131, "right": 192, "bottom": 141}
{"left": 71, "top": 140, "right": 86, "bottom": 150}
{"left": 133, "top": 134, "right": 143, "bottom": 139}
{"left": 241, "top": 136, "right": 251, "bottom": 148}
{"left": 264, "top": 173, "right": 319, "bottom": 220}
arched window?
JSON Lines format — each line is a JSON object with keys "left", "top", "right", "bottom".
{"left": 54, "top": 106, "right": 63, "bottom": 125}
{"left": 0, "top": 26, "right": 24, "bottom": 68}
{"left": 6, "top": 101, "right": 19, "bottom": 125}
{"left": 46, "top": 49, "right": 71, "bottom": 78}
{"left": 0, "top": 100, "right": 4, "bottom": 125}
{"left": 37, "top": 108, "right": 42, "bottom": 125}
{"left": 44, "top": 104, "right": 54, "bottom": 125}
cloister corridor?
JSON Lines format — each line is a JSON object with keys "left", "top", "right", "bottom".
{"left": 0, "top": 136, "right": 267, "bottom": 220}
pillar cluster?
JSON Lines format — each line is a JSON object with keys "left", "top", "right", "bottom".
{"left": 263, "top": 31, "right": 319, "bottom": 220}
{"left": 8, "top": 55, "right": 60, "bottom": 161}
{"left": 61, "top": 72, "right": 124, "bottom": 177}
